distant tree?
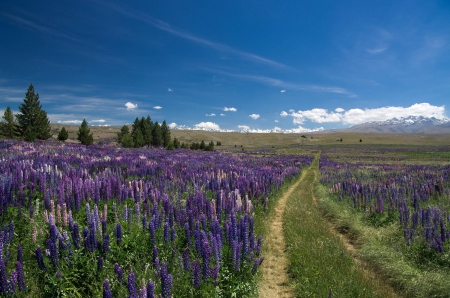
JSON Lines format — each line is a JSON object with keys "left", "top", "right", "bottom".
{"left": 166, "top": 140, "right": 175, "bottom": 150}
{"left": 340, "top": 138, "right": 343, "bottom": 142}
{"left": 359, "top": 139, "right": 362, "bottom": 142}
{"left": 152, "top": 121, "right": 162, "bottom": 147}
{"left": 117, "top": 125, "right": 130, "bottom": 143}
{"left": 57, "top": 126, "right": 69, "bottom": 142}
{"left": 16, "top": 83, "right": 51, "bottom": 141}
{"left": 216, "top": 141, "right": 222, "bottom": 146}
{"left": 173, "top": 137, "right": 180, "bottom": 149}
{"left": 161, "top": 120, "right": 171, "bottom": 148}
{"left": 131, "top": 117, "right": 144, "bottom": 147}
{"left": 77, "top": 119, "right": 93, "bottom": 145}
{"left": 0, "top": 106, "right": 19, "bottom": 139}
{"left": 120, "top": 133, "right": 135, "bottom": 148}
{"left": 199, "top": 140, "right": 206, "bottom": 150}
{"left": 141, "top": 116, "right": 152, "bottom": 147}
{"left": 205, "top": 141, "right": 215, "bottom": 151}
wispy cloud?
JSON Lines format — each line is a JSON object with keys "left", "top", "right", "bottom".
{"left": 211, "top": 70, "right": 357, "bottom": 98}
{"left": 168, "top": 88, "right": 173, "bottom": 92}
{"left": 105, "top": 3, "right": 289, "bottom": 69}
{"left": 366, "top": 47, "right": 388, "bottom": 54}
{"left": 220, "top": 113, "right": 225, "bottom": 116}
{"left": 153, "top": 106, "right": 162, "bottom": 109}
{"left": 206, "top": 113, "right": 216, "bottom": 116}
{"left": 280, "top": 89, "right": 286, "bottom": 93}
{"left": 249, "top": 114, "right": 260, "bottom": 120}
{"left": 2, "top": 13, "right": 84, "bottom": 44}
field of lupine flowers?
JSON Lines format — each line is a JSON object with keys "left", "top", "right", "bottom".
{"left": 0, "top": 140, "right": 312, "bottom": 297}
{"left": 318, "top": 146, "right": 450, "bottom": 297}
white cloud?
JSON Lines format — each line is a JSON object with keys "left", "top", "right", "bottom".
{"left": 280, "top": 90, "right": 286, "bottom": 93}
{"left": 274, "top": 120, "right": 279, "bottom": 123}
{"left": 249, "top": 114, "right": 260, "bottom": 120}
{"left": 194, "top": 122, "right": 220, "bottom": 131}
{"left": 220, "top": 113, "right": 225, "bottom": 116}
{"left": 125, "top": 102, "right": 138, "bottom": 110}
{"left": 283, "top": 103, "right": 447, "bottom": 126}
{"left": 168, "top": 88, "right": 173, "bottom": 92}
{"left": 341, "top": 103, "right": 447, "bottom": 125}
{"left": 57, "top": 120, "right": 82, "bottom": 124}
{"left": 91, "top": 119, "right": 106, "bottom": 123}
{"left": 168, "top": 122, "right": 178, "bottom": 129}
{"left": 223, "top": 107, "right": 237, "bottom": 112}
{"left": 283, "top": 126, "right": 325, "bottom": 133}
{"left": 154, "top": 106, "right": 162, "bottom": 109}
{"left": 238, "top": 125, "right": 250, "bottom": 131}
{"left": 206, "top": 113, "right": 216, "bottom": 116}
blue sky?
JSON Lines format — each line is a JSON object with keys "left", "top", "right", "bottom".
{"left": 1, "top": 0, "right": 449, "bottom": 132}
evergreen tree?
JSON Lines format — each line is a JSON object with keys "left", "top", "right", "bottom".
{"left": 77, "top": 119, "right": 93, "bottom": 145}
{"left": 199, "top": 140, "right": 206, "bottom": 150}
{"left": 205, "top": 141, "right": 215, "bottom": 151}
{"left": 161, "top": 120, "right": 171, "bottom": 148}
{"left": 0, "top": 106, "right": 19, "bottom": 139}
{"left": 57, "top": 127, "right": 69, "bottom": 142}
{"left": 173, "top": 137, "right": 180, "bottom": 149}
{"left": 131, "top": 118, "right": 144, "bottom": 147}
{"left": 120, "top": 133, "right": 135, "bottom": 148}
{"left": 152, "top": 121, "right": 162, "bottom": 147}
{"left": 140, "top": 116, "right": 152, "bottom": 147}
{"left": 16, "top": 83, "right": 52, "bottom": 140}
{"left": 117, "top": 125, "right": 130, "bottom": 143}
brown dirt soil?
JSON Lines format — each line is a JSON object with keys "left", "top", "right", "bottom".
{"left": 257, "top": 172, "right": 307, "bottom": 298}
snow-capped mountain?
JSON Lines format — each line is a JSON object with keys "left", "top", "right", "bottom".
{"left": 344, "top": 116, "right": 450, "bottom": 133}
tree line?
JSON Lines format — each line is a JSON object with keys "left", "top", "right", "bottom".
{"left": 1, "top": 83, "right": 218, "bottom": 151}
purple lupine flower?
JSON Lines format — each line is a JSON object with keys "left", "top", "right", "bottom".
{"left": 115, "top": 223, "right": 123, "bottom": 246}
{"left": 256, "top": 235, "right": 262, "bottom": 256}
{"left": 160, "top": 262, "right": 172, "bottom": 298}
{"left": 142, "top": 216, "right": 147, "bottom": 231}
{"left": 102, "top": 220, "right": 107, "bottom": 237}
{"left": 139, "top": 287, "right": 147, "bottom": 298}
{"left": 103, "top": 234, "right": 110, "bottom": 255}
{"left": 35, "top": 247, "right": 46, "bottom": 271}
{"left": 146, "top": 280, "right": 155, "bottom": 298}
{"left": 171, "top": 227, "right": 176, "bottom": 242}
{"left": 127, "top": 269, "right": 138, "bottom": 298}
{"left": 17, "top": 244, "right": 23, "bottom": 264}
{"left": 201, "top": 239, "right": 210, "bottom": 279}
{"left": 72, "top": 223, "right": 80, "bottom": 249}
{"left": 185, "top": 222, "right": 191, "bottom": 245}
{"left": 211, "top": 264, "right": 220, "bottom": 281}
{"left": 183, "top": 249, "right": 191, "bottom": 271}
{"left": 0, "top": 259, "right": 7, "bottom": 294}
{"left": 103, "top": 279, "right": 113, "bottom": 298}
{"left": 8, "top": 270, "right": 17, "bottom": 294}
{"left": 50, "top": 242, "right": 59, "bottom": 268}
{"left": 16, "top": 262, "right": 26, "bottom": 292}
{"left": 251, "top": 257, "right": 264, "bottom": 275}
{"left": 149, "top": 220, "right": 156, "bottom": 247}
{"left": 192, "top": 259, "right": 201, "bottom": 289}
{"left": 164, "top": 222, "right": 169, "bottom": 243}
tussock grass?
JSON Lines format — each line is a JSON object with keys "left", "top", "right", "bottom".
{"left": 283, "top": 158, "right": 393, "bottom": 297}
{"left": 316, "top": 183, "right": 450, "bottom": 298}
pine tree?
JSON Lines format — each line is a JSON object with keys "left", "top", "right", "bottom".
{"left": 131, "top": 118, "right": 144, "bottom": 147}
{"left": 57, "top": 127, "right": 69, "bottom": 142}
{"left": 0, "top": 106, "right": 19, "bottom": 139}
{"left": 120, "top": 133, "right": 135, "bottom": 148}
{"left": 77, "top": 119, "right": 93, "bottom": 145}
{"left": 140, "top": 116, "right": 152, "bottom": 147}
{"left": 173, "top": 137, "right": 180, "bottom": 149}
{"left": 16, "top": 83, "right": 51, "bottom": 141}
{"left": 161, "top": 120, "right": 171, "bottom": 148}
{"left": 117, "top": 125, "right": 130, "bottom": 143}
{"left": 152, "top": 121, "right": 162, "bottom": 147}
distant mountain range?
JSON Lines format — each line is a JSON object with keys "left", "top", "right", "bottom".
{"left": 340, "top": 116, "right": 450, "bottom": 133}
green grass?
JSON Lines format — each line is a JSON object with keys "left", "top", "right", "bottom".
{"left": 315, "top": 183, "right": 450, "bottom": 298}
{"left": 283, "top": 157, "right": 392, "bottom": 297}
